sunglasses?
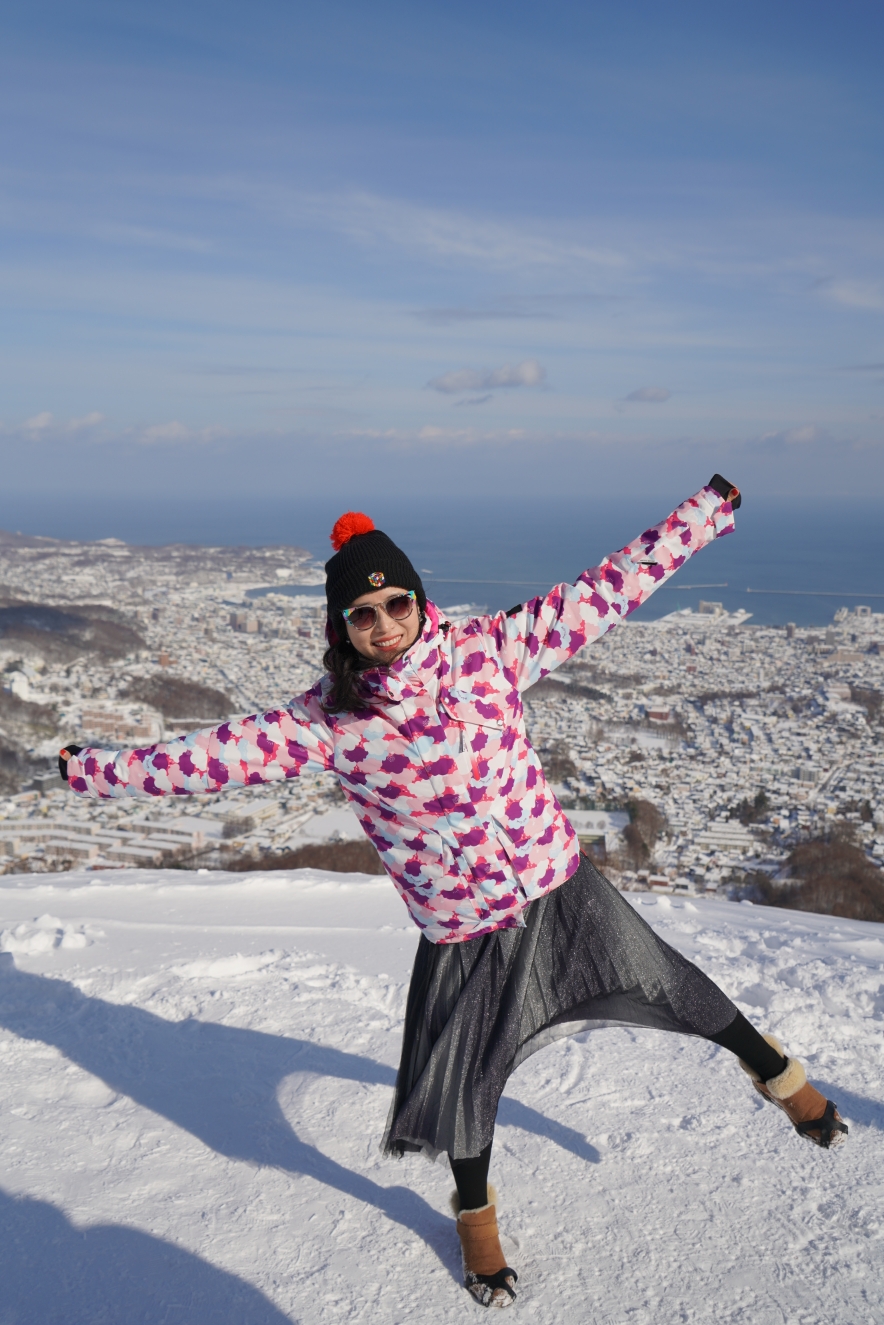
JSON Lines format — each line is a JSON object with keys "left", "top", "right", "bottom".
{"left": 342, "top": 590, "right": 417, "bottom": 632}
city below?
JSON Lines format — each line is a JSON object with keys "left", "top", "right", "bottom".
{"left": 0, "top": 527, "right": 882, "bottom": 918}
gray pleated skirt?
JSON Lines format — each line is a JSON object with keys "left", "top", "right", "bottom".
{"left": 382, "top": 854, "right": 738, "bottom": 1162}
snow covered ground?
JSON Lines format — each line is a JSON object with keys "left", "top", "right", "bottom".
{"left": 0, "top": 866, "right": 882, "bottom": 1325}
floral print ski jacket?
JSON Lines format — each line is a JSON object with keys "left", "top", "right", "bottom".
{"left": 68, "top": 486, "right": 736, "bottom": 943}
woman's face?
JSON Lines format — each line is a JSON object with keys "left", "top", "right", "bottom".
{"left": 344, "top": 584, "right": 421, "bottom": 664}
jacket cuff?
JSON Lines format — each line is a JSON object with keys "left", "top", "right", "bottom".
{"left": 66, "top": 753, "right": 90, "bottom": 793}
{"left": 701, "top": 485, "right": 737, "bottom": 539}
{"left": 707, "top": 474, "right": 739, "bottom": 504}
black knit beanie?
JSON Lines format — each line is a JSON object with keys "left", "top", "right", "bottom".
{"left": 325, "top": 512, "right": 426, "bottom": 637}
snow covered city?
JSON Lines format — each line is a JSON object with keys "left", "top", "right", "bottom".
{"left": 1, "top": 529, "right": 883, "bottom": 902}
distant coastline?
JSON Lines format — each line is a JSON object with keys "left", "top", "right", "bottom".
{"left": 0, "top": 492, "right": 878, "bottom": 628}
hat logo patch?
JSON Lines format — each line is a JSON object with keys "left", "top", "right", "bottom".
{"left": 368, "top": 571, "right": 385, "bottom": 588}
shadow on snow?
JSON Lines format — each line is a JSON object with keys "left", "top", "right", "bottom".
{"left": 0, "top": 1185, "right": 293, "bottom": 1325}
{"left": 0, "top": 954, "right": 599, "bottom": 1286}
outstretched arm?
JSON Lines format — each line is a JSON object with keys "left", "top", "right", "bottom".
{"left": 63, "top": 684, "right": 335, "bottom": 799}
{"left": 485, "top": 478, "right": 739, "bottom": 691}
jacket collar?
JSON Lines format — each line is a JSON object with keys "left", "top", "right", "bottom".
{"left": 361, "top": 600, "right": 446, "bottom": 694}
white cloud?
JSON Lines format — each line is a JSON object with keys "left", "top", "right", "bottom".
{"left": 344, "top": 425, "right": 530, "bottom": 449}
{"left": 90, "top": 223, "right": 216, "bottom": 255}
{"left": 489, "top": 361, "right": 546, "bottom": 389}
{"left": 817, "top": 279, "right": 884, "bottom": 312}
{"left": 626, "top": 386, "right": 671, "bottom": 403}
{"left": 413, "top": 425, "right": 528, "bottom": 448}
{"left": 287, "top": 192, "right": 629, "bottom": 274}
{"left": 24, "top": 411, "right": 54, "bottom": 432}
{"left": 427, "top": 359, "right": 546, "bottom": 395}
{"left": 137, "top": 421, "right": 225, "bottom": 445}
{"left": 9, "top": 411, "right": 104, "bottom": 439}
{"left": 68, "top": 412, "right": 105, "bottom": 430}
{"left": 141, "top": 421, "right": 192, "bottom": 442}
{"left": 760, "top": 424, "right": 827, "bottom": 447}
{"left": 427, "top": 369, "right": 486, "bottom": 394}
{"left": 783, "top": 424, "right": 821, "bottom": 445}
{"left": 339, "top": 423, "right": 673, "bottom": 452}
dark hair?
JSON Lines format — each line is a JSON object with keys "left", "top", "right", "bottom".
{"left": 320, "top": 637, "right": 383, "bottom": 715}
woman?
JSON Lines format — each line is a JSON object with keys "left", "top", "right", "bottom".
{"left": 61, "top": 476, "right": 846, "bottom": 1310}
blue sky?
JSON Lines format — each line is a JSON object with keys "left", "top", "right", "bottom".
{"left": 1, "top": 0, "right": 883, "bottom": 513}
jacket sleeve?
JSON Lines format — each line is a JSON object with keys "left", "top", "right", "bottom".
{"left": 486, "top": 484, "right": 736, "bottom": 692}
{"left": 66, "top": 684, "right": 335, "bottom": 799}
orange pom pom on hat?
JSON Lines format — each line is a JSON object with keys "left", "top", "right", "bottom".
{"left": 325, "top": 510, "right": 426, "bottom": 632}
{"left": 330, "top": 511, "right": 376, "bottom": 551}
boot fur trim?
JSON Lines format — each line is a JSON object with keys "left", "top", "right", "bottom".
{"left": 763, "top": 1055, "right": 807, "bottom": 1101}
{"left": 449, "top": 1183, "right": 498, "bottom": 1218}
{"left": 738, "top": 1034, "right": 847, "bottom": 1148}
{"left": 738, "top": 1032, "right": 786, "bottom": 1082}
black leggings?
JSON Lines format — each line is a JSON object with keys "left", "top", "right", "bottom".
{"left": 450, "top": 1141, "right": 494, "bottom": 1211}
{"left": 449, "top": 1011, "right": 786, "bottom": 1210}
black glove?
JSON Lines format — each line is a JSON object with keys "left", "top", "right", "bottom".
{"left": 708, "top": 473, "right": 741, "bottom": 509}
{"left": 58, "top": 744, "right": 84, "bottom": 783}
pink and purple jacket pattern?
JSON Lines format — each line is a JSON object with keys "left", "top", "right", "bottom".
{"left": 68, "top": 487, "right": 735, "bottom": 943}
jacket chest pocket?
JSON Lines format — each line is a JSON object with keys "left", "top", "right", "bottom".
{"left": 437, "top": 686, "right": 510, "bottom": 768}
{"left": 438, "top": 685, "right": 507, "bottom": 731}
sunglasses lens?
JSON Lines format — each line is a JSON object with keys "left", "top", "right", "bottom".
{"left": 386, "top": 594, "right": 414, "bottom": 620}
{"left": 347, "top": 606, "right": 376, "bottom": 629}
{"left": 344, "top": 592, "right": 414, "bottom": 630}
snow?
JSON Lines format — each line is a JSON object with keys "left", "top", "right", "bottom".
{"left": 0, "top": 868, "right": 882, "bottom": 1324}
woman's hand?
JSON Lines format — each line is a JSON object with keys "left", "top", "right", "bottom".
{"left": 58, "top": 745, "right": 83, "bottom": 783}
{"left": 708, "top": 473, "right": 741, "bottom": 509}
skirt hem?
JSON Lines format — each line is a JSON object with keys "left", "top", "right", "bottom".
{"left": 382, "top": 856, "right": 738, "bottom": 1163}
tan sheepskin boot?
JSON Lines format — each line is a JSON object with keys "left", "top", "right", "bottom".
{"left": 450, "top": 1185, "right": 518, "bottom": 1308}
{"left": 740, "top": 1034, "right": 848, "bottom": 1148}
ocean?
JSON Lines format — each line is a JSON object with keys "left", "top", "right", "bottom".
{"left": 1, "top": 491, "right": 881, "bottom": 628}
